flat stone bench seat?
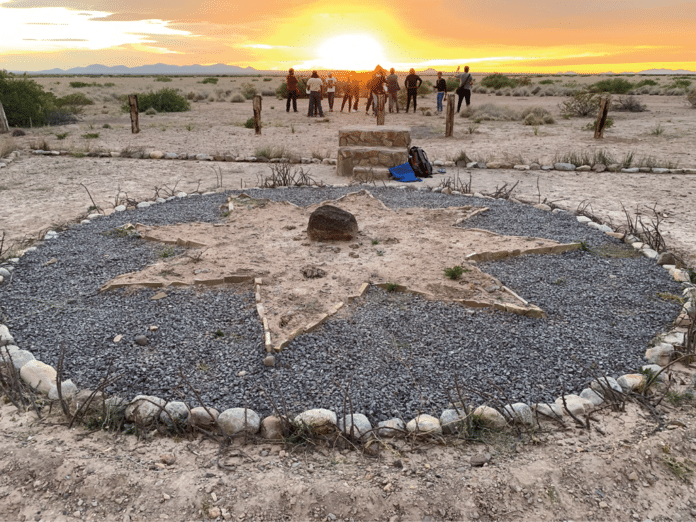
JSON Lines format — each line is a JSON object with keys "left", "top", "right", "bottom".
{"left": 337, "top": 146, "right": 409, "bottom": 178}
{"left": 338, "top": 126, "right": 411, "bottom": 148}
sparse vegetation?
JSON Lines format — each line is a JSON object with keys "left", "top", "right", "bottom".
{"left": 687, "top": 88, "right": 696, "bottom": 107}
{"left": 481, "top": 74, "right": 520, "bottom": 90}
{"left": 121, "top": 88, "right": 190, "bottom": 113}
{"left": 81, "top": 132, "right": 99, "bottom": 139}
{"left": 231, "top": 93, "right": 245, "bottom": 103}
{"left": 460, "top": 103, "right": 519, "bottom": 121}
{"left": 385, "top": 282, "right": 398, "bottom": 292}
{"left": 155, "top": 77, "right": 173, "bottom": 82}
{"left": 520, "top": 106, "right": 555, "bottom": 125}
{"left": 444, "top": 265, "right": 465, "bottom": 280}
{"left": 612, "top": 95, "right": 646, "bottom": 112}
{"left": 255, "top": 145, "right": 287, "bottom": 159}
{"left": 559, "top": 91, "right": 600, "bottom": 117}
{"left": 589, "top": 78, "right": 634, "bottom": 94}
{"left": 200, "top": 77, "right": 218, "bottom": 85}
{"left": 244, "top": 117, "right": 255, "bottom": 129}
{"left": 240, "top": 83, "right": 258, "bottom": 100}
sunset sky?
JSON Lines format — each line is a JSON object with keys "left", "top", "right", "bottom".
{"left": 1, "top": 0, "right": 694, "bottom": 73}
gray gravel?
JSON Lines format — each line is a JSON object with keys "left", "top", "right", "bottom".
{"left": 0, "top": 186, "right": 682, "bottom": 425}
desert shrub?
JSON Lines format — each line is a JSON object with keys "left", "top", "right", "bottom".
{"left": 255, "top": 145, "right": 286, "bottom": 159}
{"left": 520, "top": 106, "right": 555, "bottom": 125}
{"left": 417, "top": 81, "right": 433, "bottom": 96}
{"left": 261, "top": 90, "right": 275, "bottom": 97}
{"left": 200, "top": 77, "right": 218, "bottom": 84}
{"left": 635, "top": 79, "right": 658, "bottom": 87}
{"left": 121, "top": 88, "right": 190, "bottom": 112}
{"left": 275, "top": 78, "right": 308, "bottom": 99}
{"left": 155, "top": 77, "right": 173, "bottom": 82}
{"left": 0, "top": 70, "right": 59, "bottom": 127}
{"left": 446, "top": 79, "right": 460, "bottom": 92}
{"left": 263, "top": 77, "right": 272, "bottom": 82}
{"left": 186, "top": 91, "right": 196, "bottom": 100}
{"left": 583, "top": 118, "right": 614, "bottom": 131}
{"left": 589, "top": 78, "right": 634, "bottom": 94}
{"left": 530, "top": 85, "right": 541, "bottom": 95}
{"left": 69, "top": 81, "right": 91, "bottom": 88}
{"left": 667, "top": 78, "right": 692, "bottom": 90}
{"left": 460, "top": 103, "right": 519, "bottom": 121}
{"left": 558, "top": 90, "right": 600, "bottom": 117}
{"left": 244, "top": 117, "right": 255, "bottom": 129}
{"left": 481, "top": 74, "right": 519, "bottom": 90}
{"left": 539, "top": 79, "right": 555, "bottom": 85}
{"left": 517, "top": 76, "right": 532, "bottom": 86}
{"left": 512, "top": 87, "right": 530, "bottom": 97}
{"left": 56, "top": 92, "right": 94, "bottom": 108}
{"left": 240, "top": 83, "right": 258, "bottom": 99}
{"left": 144, "top": 107, "right": 157, "bottom": 115}
{"left": 231, "top": 93, "right": 245, "bottom": 103}
{"left": 612, "top": 95, "right": 646, "bottom": 112}
{"left": 687, "top": 89, "right": 696, "bottom": 107}
{"left": 104, "top": 82, "right": 115, "bottom": 87}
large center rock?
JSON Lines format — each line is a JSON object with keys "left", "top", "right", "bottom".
{"left": 307, "top": 205, "right": 358, "bottom": 241}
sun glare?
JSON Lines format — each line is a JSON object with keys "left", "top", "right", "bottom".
{"left": 316, "top": 35, "right": 387, "bottom": 71}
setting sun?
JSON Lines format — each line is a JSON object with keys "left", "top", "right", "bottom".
{"left": 314, "top": 35, "right": 387, "bottom": 71}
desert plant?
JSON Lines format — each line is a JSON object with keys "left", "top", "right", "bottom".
{"left": 687, "top": 89, "right": 696, "bottom": 107}
{"left": 240, "top": 83, "right": 258, "bottom": 100}
{"left": 55, "top": 132, "right": 68, "bottom": 140}
{"left": 444, "top": 265, "right": 465, "bottom": 280}
{"left": 81, "top": 132, "right": 99, "bottom": 139}
{"left": 69, "top": 81, "right": 91, "bottom": 88}
{"left": 257, "top": 163, "right": 320, "bottom": 188}
{"left": 520, "top": 106, "right": 555, "bottom": 125}
{"left": 384, "top": 282, "right": 398, "bottom": 292}
{"left": 635, "top": 79, "right": 658, "bottom": 87}
{"left": 460, "top": 103, "right": 519, "bottom": 121}
{"left": 0, "top": 137, "right": 15, "bottom": 158}
{"left": 589, "top": 78, "right": 634, "bottom": 94}
{"left": 244, "top": 117, "right": 255, "bottom": 129}
{"left": 231, "top": 94, "right": 245, "bottom": 103}
{"left": 255, "top": 145, "right": 287, "bottom": 159}
{"left": 582, "top": 118, "right": 614, "bottom": 131}
{"left": 558, "top": 90, "right": 599, "bottom": 117}
{"left": 612, "top": 95, "right": 646, "bottom": 112}
{"left": 650, "top": 123, "right": 665, "bottom": 136}
{"left": 481, "top": 74, "right": 519, "bottom": 90}
{"left": 121, "top": 88, "right": 190, "bottom": 113}
{"left": 539, "top": 79, "right": 555, "bottom": 85}
{"left": 667, "top": 78, "right": 691, "bottom": 90}
{"left": 144, "top": 107, "right": 157, "bottom": 116}
{"left": 0, "top": 70, "right": 59, "bottom": 127}
{"left": 200, "top": 77, "right": 218, "bottom": 84}
{"left": 155, "top": 77, "right": 173, "bottom": 82}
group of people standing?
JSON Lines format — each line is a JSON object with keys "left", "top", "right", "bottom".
{"left": 285, "top": 65, "right": 474, "bottom": 117}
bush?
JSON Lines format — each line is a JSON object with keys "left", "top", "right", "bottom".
{"left": 56, "top": 92, "right": 94, "bottom": 108}
{"left": 275, "top": 78, "right": 308, "bottom": 99}
{"left": 612, "top": 95, "right": 646, "bottom": 112}
{"left": 417, "top": 81, "right": 433, "bottom": 96}
{"left": 263, "top": 77, "right": 272, "bottom": 82}
{"left": 231, "top": 94, "right": 245, "bottom": 103}
{"left": 481, "top": 74, "right": 519, "bottom": 90}
{"left": 69, "top": 81, "right": 91, "bottom": 88}
{"left": 155, "top": 77, "right": 173, "bottom": 82}
{"left": 446, "top": 79, "right": 460, "bottom": 92}
{"left": 589, "top": 78, "right": 634, "bottom": 94}
{"left": 240, "top": 83, "right": 258, "bottom": 100}
{"left": 122, "top": 88, "right": 190, "bottom": 113}
{"left": 687, "top": 89, "right": 696, "bottom": 107}
{"left": 539, "top": 79, "right": 555, "bottom": 85}
{"left": 0, "top": 70, "right": 58, "bottom": 127}
{"left": 668, "top": 78, "right": 691, "bottom": 90}
{"left": 520, "top": 106, "right": 555, "bottom": 125}
{"left": 635, "top": 79, "right": 658, "bottom": 87}
{"left": 200, "top": 77, "right": 218, "bottom": 85}
{"left": 244, "top": 117, "right": 255, "bottom": 129}
{"left": 558, "top": 90, "right": 600, "bottom": 117}
{"left": 460, "top": 103, "right": 519, "bottom": 121}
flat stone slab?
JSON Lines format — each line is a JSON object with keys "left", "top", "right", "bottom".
{"left": 338, "top": 126, "right": 411, "bottom": 148}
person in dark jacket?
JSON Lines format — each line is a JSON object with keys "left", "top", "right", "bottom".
{"left": 340, "top": 73, "right": 354, "bottom": 112}
{"left": 404, "top": 68, "right": 422, "bottom": 113}
{"left": 286, "top": 68, "right": 299, "bottom": 113}
{"left": 386, "top": 68, "right": 400, "bottom": 113}
{"left": 435, "top": 71, "right": 447, "bottom": 113}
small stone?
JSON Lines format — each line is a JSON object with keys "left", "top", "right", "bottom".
{"left": 617, "top": 374, "right": 647, "bottom": 392}
{"left": 579, "top": 388, "right": 604, "bottom": 406}
{"left": 645, "top": 343, "right": 673, "bottom": 366}
{"left": 599, "top": 501, "right": 609, "bottom": 509}
{"left": 114, "top": 205, "right": 126, "bottom": 212}
{"left": 263, "top": 355, "right": 275, "bottom": 367}
{"left": 628, "top": 471, "right": 638, "bottom": 481}
{"left": 134, "top": 334, "right": 148, "bottom": 346}
{"left": 160, "top": 402, "right": 189, "bottom": 424}
{"left": 113, "top": 334, "right": 123, "bottom": 343}
{"left": 470, "top": 453, "right": 491, "bottom": 467}
{"left": 149, "top": 151, "right": 164, "bottom": 159}
{"left": 136, "top": 201, "right": 151, "bottom": 209}
{"left": 19, "top": 360, "right": 57, "bottom": 394}
{"left": 590, "top": 376, "right": 622, "bottom": 394}
{"left": 406, "top": 414, "right": 442, "bottom": 436}
{"left": 440, "top": 409, "right": 467, "bottom": 434}
{"left": 656, "top": 252, "right": 677, "bottom": 266}
{"left": 189, "top": 406, "right": 219, "bottom": 427}
{"left": 307, "top": 205, "right": 358, "bottom": 242}
{"left": 377, "top": 418, "right": 406, "bottom": 438}
{"left": 208, "top": 507, "right": 221, "bottom": 519}
{"left": 554, "top": 162, "right": 576, "bottom": 171}
{"left": 124, "top": 395, "right": 167, "bottom": 425}
{"left": 576, "top": 216, "right": 591, "bottom": 224}
{"left": 293, "top": 409, "right": 336, "bottom": 434}
{"left": 503, "top": 403, "right": 534, "bottom": 426}
{"left": 218, "top": 408, "right": 261, "bottom": 435}
{"left": 48, "top": 379, "right": 78, "bottom": 400}
{"left": 260, "top": 416, "right": 285, "bottom": 440}
{"left": 160, "top": 454, "right": 176, "bottom": 465}
{"left": 338, "top": 413, "right": 373, "bottom": 440}
{"left": 473, "top": 405, "right": 507, "bottom": 429}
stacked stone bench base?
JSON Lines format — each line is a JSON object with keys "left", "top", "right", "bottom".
{"left": 337, "top": 126, "right": 411, "bottom": 179}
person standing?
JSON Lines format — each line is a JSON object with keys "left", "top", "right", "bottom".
{"left": 352, "top": 76, "right": 361, "bottom": 112}
{"left": 404, "top": 68, "right": 422, "bottom": 113}
{"left": 454, "top": 65, "right": 474, "bottom": 112}
{"left": 306, "top": 70, "right": 324, "bottom": 117}
{"left": 286, "top": 68, "right": 299, "bottom": 113}
{"left": 386, "top": 68, "right": 400, "bottom": 113}
{"left": 340, "top": 73, "right": 354, "bottom": 112}
{"left": 435, "top": 71, "right": 447, "bottom": 113}
{"left": 326, "top": 72, "right": 337, "bottom": 112}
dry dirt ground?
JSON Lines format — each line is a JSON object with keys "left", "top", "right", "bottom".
{"left": 1, "top": 75, "right": 696, "bottom": 521}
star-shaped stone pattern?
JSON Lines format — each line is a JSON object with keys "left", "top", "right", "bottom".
{"left": 102, "top": 191, "right": 579, "bottom": 353}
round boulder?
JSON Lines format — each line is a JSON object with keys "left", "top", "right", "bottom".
{"left": 307, "top": 205, "right": 358, "bottom": 241}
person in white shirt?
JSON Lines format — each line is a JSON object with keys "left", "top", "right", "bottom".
{"left": 306, "top": 71, "right": 325, "bottom": 117}
{"left": 325, "top": 72, "right": 337, "bottom": 112}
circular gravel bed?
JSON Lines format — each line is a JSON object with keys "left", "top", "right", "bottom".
{"left": 0, "top": 187, "right": 683, "bottom": 425}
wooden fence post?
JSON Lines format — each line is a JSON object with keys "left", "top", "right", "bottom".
{"left": 0, "top": 102, "right": 9, "bottom": 133}
{"left": 376, "top": 94, "right": 385, "bottom": 125}
{"left": 594, "top": 95, "right": 611, "bottom": 139}
{"left": 253, "top": 95, "right": 262, "bottom": 135}
{"left": 128, "top": 95, "right": 140, "bottom": 134}
{"left": 445, "top": 94, "right": 455, "bottom": 137}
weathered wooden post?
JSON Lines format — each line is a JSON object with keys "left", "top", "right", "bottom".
{"left": 253, "top": 95, "right": 262, "bottom": 135}
{"left": 445, "top": 94, "right": 455, "bottom": 137}
{"left": 594, "top": 95, "right": 611, "bottom": 139}
{"left": 0, "top": 102, "right": 9, "bottom": 133}
{"left": 376, "top": 93, "right": 385, "bottom": 125}
{"left": 128, "top": 95, "right": 139, "bottom": 134}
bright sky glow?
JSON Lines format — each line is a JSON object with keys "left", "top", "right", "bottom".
{"left": 0, "top": 0, "right": 694, "bottom": 72}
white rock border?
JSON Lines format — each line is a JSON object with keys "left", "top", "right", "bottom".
{"left": 0, "top": 181, "right": 693, "bottom": 441}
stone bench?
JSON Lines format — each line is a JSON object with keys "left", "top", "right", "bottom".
{"left": 337, "top": 126, "right": 411, "bottom": 178}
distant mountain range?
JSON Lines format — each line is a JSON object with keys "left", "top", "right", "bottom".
{"left": 13, "top": 63, "right": 275, "bottom": 75}
{"left": 10, "top": 64, "right": 696, "bottom": 76}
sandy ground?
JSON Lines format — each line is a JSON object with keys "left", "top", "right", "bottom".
{"left": 1, "top": 75, "right": 696, "bottom": 521}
